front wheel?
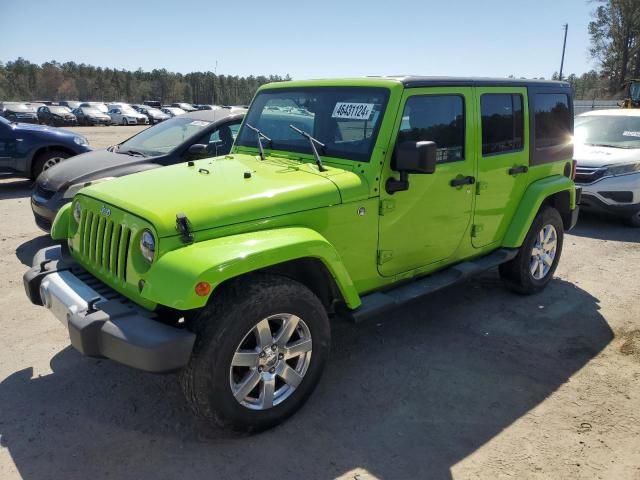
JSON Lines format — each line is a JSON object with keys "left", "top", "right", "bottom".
{"left": 625, "top": 210, "right": 640, "bottom": 228}
{"left": 180, "top": 274, "right": 330, "bottom": 432}
{"left": 499, "top": 207, "right": 564, "bottom": 294}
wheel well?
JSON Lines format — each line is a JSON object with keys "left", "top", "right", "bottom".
{"left": 540, "top": 190, "right": 572, "bottom": 230}
{"left": 257, "top": 258, "right": 343, "bottom": 313}
{"left": 212, "top": 258, "right": 344, "bottom": 314}
{"left": 30, "top": 146, "right": 75, "bottom": 177}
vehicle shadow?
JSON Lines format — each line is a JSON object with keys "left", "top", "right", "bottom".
{"left": 0, "top": 178, "right": 33, "bottom": 200}
{"left": 15, "top": 235, "right": 56, "bottom": 266}
{"left": 0, "top": 274, "right": 612, "bottom": 480}
{"left": 570, "top": 212, "right": 639, "bottom": 243}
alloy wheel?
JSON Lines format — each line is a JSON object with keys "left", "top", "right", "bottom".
{"left": 530, "top": 224, "right": 557, "bottom": 280}
{"left": 229, "top": 313, "right": 313, "bottom": 410}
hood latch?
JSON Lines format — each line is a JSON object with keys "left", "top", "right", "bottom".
{"left": 176, "top": 213, "right": 194, "bottom": 244}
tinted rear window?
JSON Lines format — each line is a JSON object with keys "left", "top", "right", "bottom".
{"left": 534, "top": 94, "right": 571, "bottom": 149}
{"left": 481, "top": 94, "right": 524, "bottom": 155}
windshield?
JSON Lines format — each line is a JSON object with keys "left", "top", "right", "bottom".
{"left": 50, "top": 106, "right": 71, "bottom": 114}
{"left": 121, "top": 106, "right": 137, "bottom": 114}
{"left": 82, "top": 107, "right": 101, "bottom": 115}
{"left": 575, "top": 115, "right": 640, "bottom": 149}
{"left": 119, "top": 116, "right": 212, "bottom": 156}
{"left": 6, "top": 103, "right": 33, "bottom": 112}
{"left": 147, "top": 108, "right": 162, "bottom": 115}
{"left": 236, "top": 87, "right": 389, "bottom": 162}
{"left": 0, "top": 115, "right": 10, "bottom": 126}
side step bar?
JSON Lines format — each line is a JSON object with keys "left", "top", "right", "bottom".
{"left": 349, "top": 248, "right": 518, "bottom": 323}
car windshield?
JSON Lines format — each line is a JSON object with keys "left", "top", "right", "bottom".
{"left": 6, "top": 103, "right": 33, "bottom": 112}
{"left": 121, "top": 106, "right": 136, "bottom": 114}
{"left": 236, "top": 87, "right": 389, "bottom": 162}
{"left": 0, "top": 115, "right": 10, "bottom": 126}
{"left": 82, "top": 107, "right": 101, "bottom": 115}
{"left": 575, "top": 115, "right": 640, "bottom": 149}
{"left": 118, "top": 116, "right": 212, "bottom": 156}
{"left": 90, "top": 103, "right": 108, "bottom": 112}
{"left": 147, "top": 108, "right": 162, "bottom": 115}
{"left": 50, "top": 106, "right": 71, "bottom": 114}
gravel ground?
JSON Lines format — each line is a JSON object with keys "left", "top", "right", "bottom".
{"left": 0, "top": 127, "right": 639, "bottom": 480}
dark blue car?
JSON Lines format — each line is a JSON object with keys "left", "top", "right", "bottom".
{"left": 0, "top": 115, "right": 90, "bottom": 179}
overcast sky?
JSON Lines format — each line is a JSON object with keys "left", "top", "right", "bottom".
{"left": 1, "top": 0, "right": 596, "bottom": 79}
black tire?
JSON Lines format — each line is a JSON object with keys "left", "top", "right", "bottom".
{"left": 625, "top": 210, "right": 640, "bottom": 228}
{"left": 31, "top": 150, "right": 71, "bottom": 179}
{"left": 499, "top": 207, "right": 564, "bottom": 294}
{"left": 180, "top": 273, "right": 330, "bottom": 433}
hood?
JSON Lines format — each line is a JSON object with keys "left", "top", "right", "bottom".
{"left": 574, "top": 143, "right": 640, "bottom": 168}
{"left": 13, "top": 122, "right": 79, "bottom": 138}
{"left": 38, "top": 149, "right": 156, "bottom": 191}
{"left": 80, "top": 153, "right": 363, "bottom": 237}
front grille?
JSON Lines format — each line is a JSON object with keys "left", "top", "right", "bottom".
{"left": 575, "top": 166, "right": 607, "bottom": 184}
{"left": 35, "top": 184, "right": 55, "bottom": 199}
{"left": 78, "top": 209, "right": 132, "bottom": 281}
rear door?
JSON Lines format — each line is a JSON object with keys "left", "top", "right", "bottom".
{"left": 472, "top": 87, "right": 529, "bottom": 247}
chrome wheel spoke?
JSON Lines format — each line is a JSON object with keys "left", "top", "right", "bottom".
{"left": 232, "top": 350, "right": 259, "bottom": 367}
{"left": 255, "top": 319, "right": 273, "bottom": 349}
{"left": 260, "top": 377, "right": 275, "bottom": 409}
{"left": 542, "top": 254, "right": 554, "bottom": 266}
{"left": 233, "top": 370, "right": 261, "bottom": 401}
{"left": 275, "top": 314, "right": 300, "bottom": 347}
{"left": 278, "top": 364, "right": 303, "bottom": 388}
{"left": 530, "top": 258, "right": 539, "bottom": 276}
{"left": 284, "top": 338, "right": 312, "bottom": 359}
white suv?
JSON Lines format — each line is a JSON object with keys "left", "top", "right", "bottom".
{"left": 574, "top": 109, "right": 640, "bottom": 227}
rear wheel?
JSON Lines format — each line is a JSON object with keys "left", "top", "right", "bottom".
{"left": 625, "top": 210, "right": 640, "bottom": 228}
{"left": 499, "top": 207, "right": 564, "bottom": 294}
{"left": 31, "top": 150, "right": 70, "bottom": 179}
{"left": 180, "top": 274, "right": 330, "bottom": 432}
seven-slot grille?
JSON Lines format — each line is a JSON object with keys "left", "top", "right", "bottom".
{"left": 78, "top": 209, "right": 131, "bottom": 281}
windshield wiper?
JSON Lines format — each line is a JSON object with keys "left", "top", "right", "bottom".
{"left": 119, "top": 149, "right": 147, "bottom": 157}
{"left": 288, "top": 124, "right": 327, "bottom": 172}
{"left": 245, "top": 123, "right": 272, "bottom": 160}
{"left": 585, "top": 143, "right": 629, "bottom": 149}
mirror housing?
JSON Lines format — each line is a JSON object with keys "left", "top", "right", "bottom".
{"left": 187, "top": 144, "right": 209, "bottom": 157}
{"left": 386, "top": 141, "right": 437, "bottom": 194}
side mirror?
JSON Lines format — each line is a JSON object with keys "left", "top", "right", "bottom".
{"left": 187, "top": 144, "right": 208, "bottom": 157}
{"left": 386, "top": 141, "right": 437, "bottom": 194}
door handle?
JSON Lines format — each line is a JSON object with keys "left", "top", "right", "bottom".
{"left": 508, "top": 165, "right": 529, "bottom": 175}
{"left": 450, "top": 175, "right": 476, "bottom": 187}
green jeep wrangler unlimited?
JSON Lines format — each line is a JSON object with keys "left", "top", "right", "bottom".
{"left": 24, "top": 77, "right": 579, "bottom": 431}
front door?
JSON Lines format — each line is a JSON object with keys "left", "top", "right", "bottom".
{"left": 377, "top": 88, "right": 476, "bottom": 277}
{"left": 0, "top": 122, "right": 17, "bottom": 173}
{"left": 472, "top": 87, "right": 529, "bottom": 247}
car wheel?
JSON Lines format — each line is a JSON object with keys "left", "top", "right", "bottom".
{"left": 499, "top": 207, "right": 564, "bottom": 294}
{"left": 626, "top": 210, "right": 640, "bottom": 228}
{"left": 31, "top": 150, "right": 71, "bottom": 179}
{"left": 180, "top": 274, "right": 330, "bottom": 432}
{"left": 121, "top": 118, "right": 127, "bottom": 126}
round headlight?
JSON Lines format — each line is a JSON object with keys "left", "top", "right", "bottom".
{"left": 73, "top": 201, "right": 82, "bottom": 223}
{"left": 140, "top": 229, "right": 155, "bottom": 263}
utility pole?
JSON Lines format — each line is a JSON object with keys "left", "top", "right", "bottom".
{"left": 212, "top": 60, "right": 218, "bottom": 105}
{"left": 559, "top": 23, "right": 568, "bottom": 80}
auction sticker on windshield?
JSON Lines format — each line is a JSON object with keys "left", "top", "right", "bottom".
{"left": 332, "top": 102, "right": 375, "bottom": 120}
{"left": 189, "top": 120, "right": 211, "bottom": 127}
{"left": 623, "top": 130, "right": 640, "bottom": 137}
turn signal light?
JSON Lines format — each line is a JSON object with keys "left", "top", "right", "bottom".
{"left": 195, "top": 282, "right": 211, "bottom": 297}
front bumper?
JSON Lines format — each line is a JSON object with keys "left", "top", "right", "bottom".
{"left": 31, "top": 190, "right": 66, "bottom": 233}
{"left": 23, "top": 245, "right": 195, "bottom": 373}
{"left": 576, "top": 172, "right": 640, "bottom": 218}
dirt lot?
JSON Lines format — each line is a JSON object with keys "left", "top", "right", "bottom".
{"left": 1, "top": 126, "right": 639, "bottom": 480}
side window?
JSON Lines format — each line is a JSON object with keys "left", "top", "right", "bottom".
{"left": 534, "top": 93, "right": 571, "bottom": 149}
{"left": 398, "top": 95, "right": 465, "bottom": 163}
{"left": 481, "top": 94, "right": 524, "bottom": 156}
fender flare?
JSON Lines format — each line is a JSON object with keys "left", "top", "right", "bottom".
{"left": 51, "top": 203, "right": 72, "bottom": 240}
{"left": 142, "top": 227, "right": 361, "bottom": 310}
{"left": 502, "top": 175, "right": 576, "bottom": 248}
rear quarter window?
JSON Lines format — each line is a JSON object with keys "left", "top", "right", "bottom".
{"left": 531, "top": 92, "right": 573, "bottom": 164}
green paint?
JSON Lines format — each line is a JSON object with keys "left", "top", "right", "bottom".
{"left": 52, "top": 78, "right": 577, "bottom": 313}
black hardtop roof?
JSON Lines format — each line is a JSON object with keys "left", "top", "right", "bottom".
{"left": 383, "top": 76, "right": 570, "bottom": 89}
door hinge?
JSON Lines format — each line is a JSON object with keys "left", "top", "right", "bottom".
{"left": 377, "top": 250, "right": 393, "bottom": 265}
{"left": 471, "top": 224, "right": 484, "bottom": 237}
{"left": 475, "top": 181, "right": 488, "bottom": 195}
{"left": 379, "top": 199, "right": 395, "bottom": 216}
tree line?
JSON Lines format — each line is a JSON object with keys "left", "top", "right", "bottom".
{"left": 0, "top": 58, "right": 290, "bottom": 105}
